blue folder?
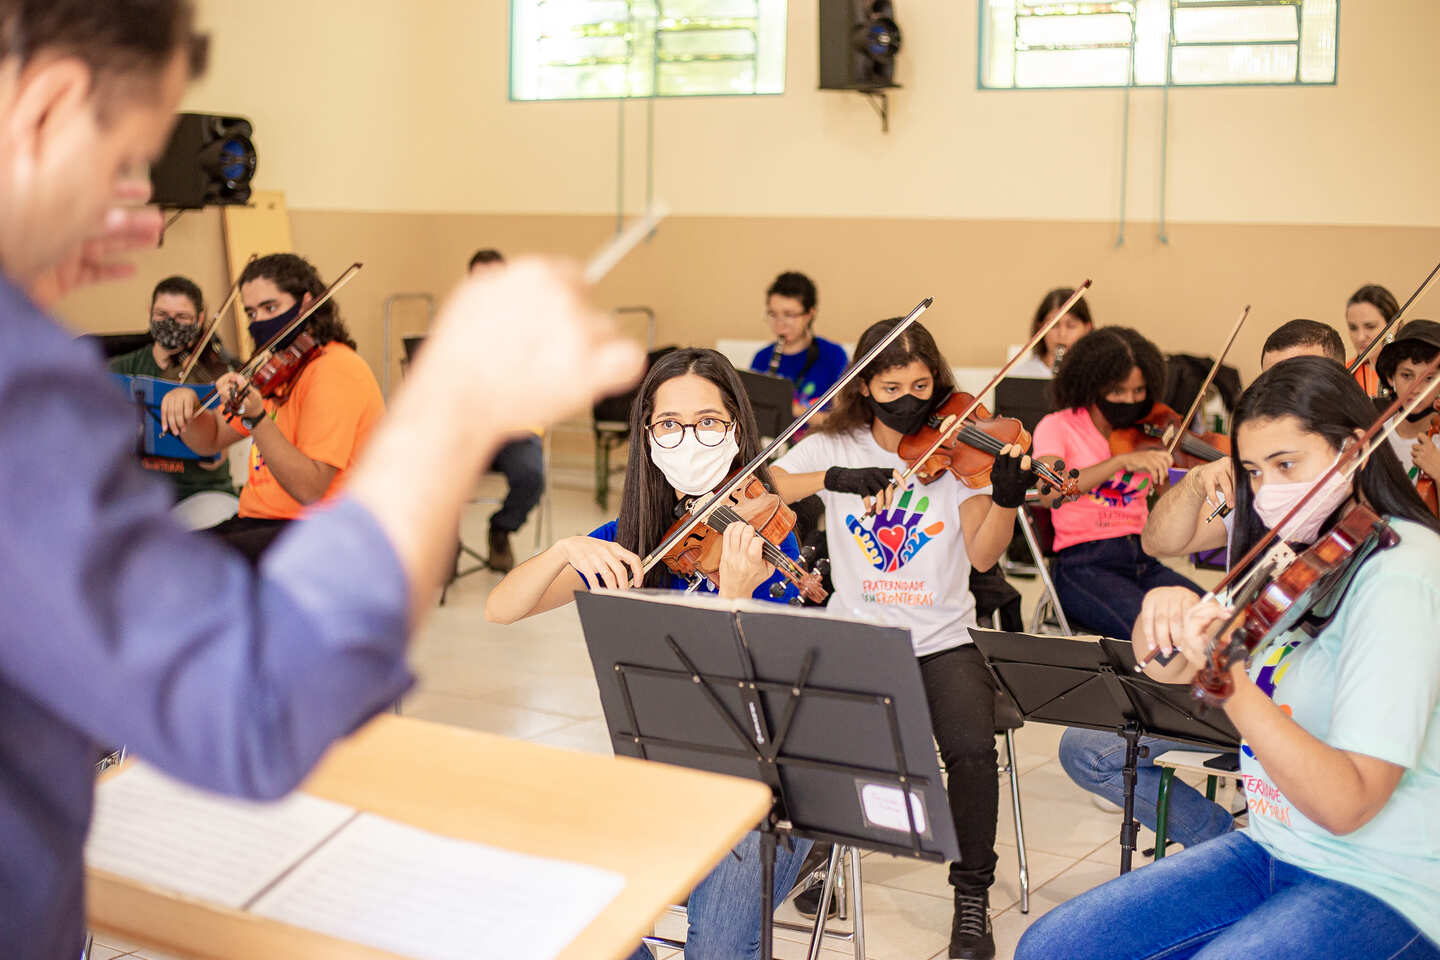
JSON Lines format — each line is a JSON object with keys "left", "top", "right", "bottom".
{"left": 112, "top": 373, "right": 221, "bottom": 462}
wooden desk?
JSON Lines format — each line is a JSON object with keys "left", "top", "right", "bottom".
{"left": 87, "top": 715, "right": 772, "bottom": 960}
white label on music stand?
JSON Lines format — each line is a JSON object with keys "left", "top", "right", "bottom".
{"left": 857, "top": 781, "right": 930, "bottom": 837}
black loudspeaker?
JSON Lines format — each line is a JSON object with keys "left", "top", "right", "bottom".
{"left": 150, "top": 113, "right": 257, "bottom": 209}
{"left": 819, "top": 0, "right": 902, "bottom": 91}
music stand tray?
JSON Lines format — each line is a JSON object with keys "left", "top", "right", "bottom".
{"left": 968, "top": 627, "right": 1239, "bottom": 872}
{"left": 577, "top": 590, "right": 957, "bottom": 958}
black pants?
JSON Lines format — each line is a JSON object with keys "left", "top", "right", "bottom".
{"left": 489, "top": 435, "right": 545, "bottom": 534}
{"left": 205, "top": 515, "right": 289, "bottom": 567}
{"left": 919, "top": 643, "right": 999, "bottom": 895}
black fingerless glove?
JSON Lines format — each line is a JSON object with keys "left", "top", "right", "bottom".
{"left": 824, "top": 466, "right": 893, "bottom": 498}
{"left": 988, "top": 451, "right": 1035, "bottom": 509}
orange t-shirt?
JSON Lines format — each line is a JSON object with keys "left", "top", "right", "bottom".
{"left": 237, "top": 343, "right": 385, "bottom": 520}
{"left": 1353, "top": 361, "right": 1382, "bottom": 398}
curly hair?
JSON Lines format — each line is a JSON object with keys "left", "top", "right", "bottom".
{"left": 1052, "top": 326, "right": 1165, "bottom": 412}
{"left": 820, "top": 318, "right": 956, "bottom": 436}
{"left": 240, "top": 253, "right": 356, "bottom": 350}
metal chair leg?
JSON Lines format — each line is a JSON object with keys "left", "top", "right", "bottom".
{"left": 847, "top": 846, "right": 866, "bottom": 960}
{"left": 1018, "top": 507, "right": 1071, "bottom": 634}
{"left": 1005, "top": 729, "right": 1030, "bottom": 913}
{"left": 805, "top": 844, "right": 845, "bottom": 960}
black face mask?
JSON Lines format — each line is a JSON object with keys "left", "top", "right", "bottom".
{"left": 149, "top": 315, "right": 200, "bottom": 352}
{"left": 1097, "top": 398, "right": 1152, "bottom": 431}
{"left": 248, "top": 300, "right": 304, "bottom": 348}
{"left": 1406, "top": 407, "right": 1436, "bottom": 423}
{"left": 865, "top": 393, "right": 932, "bottom": 434}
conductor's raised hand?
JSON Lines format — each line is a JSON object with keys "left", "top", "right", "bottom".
{"left": 418, "top": 258, "right": 644, "bottom": 436}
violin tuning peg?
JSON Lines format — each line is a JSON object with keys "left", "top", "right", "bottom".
{"left": 789, "top": 597, "right": 804, "bottom": 606}
{"left": 1039, "top": 483, "right": 1052, "bottom": 496}
{"left": 800, "top": 545, "right": 818, "bottom": 564}
{"left": 1069, "top": 467, "right": 1080, "bottom": 479}
{"left": 769, "top": 582, "right": 787, "bottom": 599}
{"left": 816, "top": 558, "right": 832, "bottom": 576}
{"left": 1054, "top": 459, "right": 1066, "bottom": 472}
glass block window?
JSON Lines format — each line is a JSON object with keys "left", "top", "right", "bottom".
{"left": 979, "top": 0, "right": 1338, "bottom": 89}
{"left": 511, "top": 0, "right": 787, "bottom": 100}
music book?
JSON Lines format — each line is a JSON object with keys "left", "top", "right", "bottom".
{"left": 86, "top": 764, "right": 627, "bottom": 960}
{"left": 111, "top": 373, "right": 221, "bottom": 462}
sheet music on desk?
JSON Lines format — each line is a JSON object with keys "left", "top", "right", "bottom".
{"left": 87, "top": 764, "right": 627, "bottom": 960}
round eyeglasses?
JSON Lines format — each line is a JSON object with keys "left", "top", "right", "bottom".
{"left": 647, "top": 417, "right": 734, "bottom": 449}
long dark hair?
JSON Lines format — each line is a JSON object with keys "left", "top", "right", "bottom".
{"left": 240, "top": 253, "right": 356, "bottom": 349}
{"left": 821, "top": 318, "right": 956, "bottom": 436}
{"left": 1229, "top": 357, "right": 1440, "bottom": 559}
{"left": 1029, "top": 287, "right": 1094, "bottom": 358}
{"left": 1052, "top": 326, "right": 1166, "bottom": 413}
{"left": 615, "top": 348, "right": 772, "bottom": 588}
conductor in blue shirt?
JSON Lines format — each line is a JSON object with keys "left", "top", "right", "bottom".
{"left": 0, "top": 4, "right": 642, "bottom": 957}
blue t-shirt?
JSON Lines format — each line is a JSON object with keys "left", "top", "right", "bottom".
{"left": 749, "top": 337, "right": 849, "bottom": 410}
{"left": 588, "top": 520, "right": 802, "bottom": 603}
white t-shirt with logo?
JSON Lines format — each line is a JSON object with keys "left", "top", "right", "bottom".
{"left": 1384, "top": 417, "right": 1440, "bottom": 483}
{"left": 774, "top": 428, "right": 990, "bottom": 657}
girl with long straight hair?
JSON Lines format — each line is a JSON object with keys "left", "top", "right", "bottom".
{"left": 485, "top": 347, "right": 812, "bottom": 960}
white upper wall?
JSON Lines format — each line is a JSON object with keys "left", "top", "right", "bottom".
{"left": 184, "top": 0, "right": 1440, "bottom": 225}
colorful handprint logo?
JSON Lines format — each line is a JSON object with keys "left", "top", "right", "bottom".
{"left": 845, "top": 488, "right": 946, "bottom": 573}
{"left": 1091, "top": 469, "right": 1151, "bottom": 508}
{"left": 1240, "top": 639, "right": 1299, "bottom": 759}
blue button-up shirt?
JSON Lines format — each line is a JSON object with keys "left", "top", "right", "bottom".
{"left": 0, "top": 278, "right": 411, "bottom": 958}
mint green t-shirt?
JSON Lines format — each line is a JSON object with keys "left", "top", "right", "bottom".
{"left": 1241, "top": 517, "right": 1440, "bottom": 944}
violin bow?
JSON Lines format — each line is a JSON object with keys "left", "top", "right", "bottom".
{"left": 177, "top": 254, "right": 256, "bottom": 385}
{"left": 891, "top": 279, "right": 1092, "bottom": 488}
{"left": 173, "top": 262, "right": 363, "bottom": 430}
{"left": 1346, "top": 259, "right": 1440, "bottom": 375}
{"left": 638, "top": 295, "right": 936, "bottom": 576}
{"left": 1165, "top": 304, "right": 1249, "bottom": 459}
{"left": 583, "top": 203, "right": 668, "bottom": 286}
{"left": 1138, "top": 351, "right": 1440, "bottom": 670}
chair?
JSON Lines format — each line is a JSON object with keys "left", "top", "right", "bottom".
{"left": 1151, "top": 748, "right": 1243, "bottom": 860}
{"left": 1016, "top": 504, "right": 1076, "bottom": 635}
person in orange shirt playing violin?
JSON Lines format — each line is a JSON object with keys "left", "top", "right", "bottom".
{"left": 161, "top": 253, "right": 385, "bottom": 563}
{"left": 1345, "top": 283, "right": 1398, "bottom": 398}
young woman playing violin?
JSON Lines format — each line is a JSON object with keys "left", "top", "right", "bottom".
{"left": 1033, "top": 326, "right": 1204, "bottom": 641}
{"left": 769, "top": 318, "right": 1036, "bottom": 960}
{"left": 160, "top": 253, "right": 384, "bottom": 564}
{"left": 485, "top": 347, "right": 811, "bottom": 960}
{"left": 1375, "top": 319, "right": 1440, "bottom": 516}
{"left": 1017, "top": 357, "right": 1440, "bottom": 960}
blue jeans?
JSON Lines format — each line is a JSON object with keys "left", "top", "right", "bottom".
{"left": 1016, "top": 832, "right": 1438, "bottom": 960}
{"left": 1052, "top": 534, "right": 1202, "bottom": 642}
{"left": 626, "top": 830, "right": 814, "bottom": 960}
{"left": 1058, "top": 728, "right": 1235, "bottom": 849}
{"left": 489, "top": 435, "right": 544, "bottom": 533}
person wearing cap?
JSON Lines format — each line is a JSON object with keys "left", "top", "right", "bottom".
{"left": 1375, "top": 319, "right": 1440, "bottom": 513}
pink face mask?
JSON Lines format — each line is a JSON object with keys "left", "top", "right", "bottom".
{"left": 1251, "top": 453, "right": 1352, "bottom": 544}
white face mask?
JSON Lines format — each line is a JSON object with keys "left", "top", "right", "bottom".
{"left": 649, "top": 427, "right": 740, "bottom": 496}
{"left": 1252, "top": 453, "right": 1352, "bottom": 544}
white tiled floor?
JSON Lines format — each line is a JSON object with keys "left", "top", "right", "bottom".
{"left": 97, "top": 479, "right": 1229, "bottom": 960}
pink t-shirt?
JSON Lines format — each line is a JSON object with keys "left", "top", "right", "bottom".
{"left": 1033, "top": 406, "right": 1155, "bottom": 551}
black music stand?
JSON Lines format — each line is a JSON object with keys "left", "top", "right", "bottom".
{"left": 968, "top": 628, "right": 1239, "bottom": 873}
{"left": 738, "top": 369, "right": 796, "bottom": 441}
{"left": 994, "top": 376, "right": 1054, "bottom": 433}
{"left": 577, "top": 590, "right": 958, "bottom": 959}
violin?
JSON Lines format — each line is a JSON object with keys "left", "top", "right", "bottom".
{"left": 659, "top": 474, "right": 827, "bottom": 604}
{"left": 1191, "top": 500, "right": 1398, "bottom": 705}
{"left": 897, "top": 389, "right": 1083, "bottom": 501}
{"left": 1414, "top": 416, "right": 1440, "bottom": 516}
{"left": 1108, "top": 401, "right": 1230, "bottom": 468}
{"left": 884, "top": 280, "right": 1092, "bottom": 506}
{"left": 224, "top": 331, "right": 322, "bottom": 415}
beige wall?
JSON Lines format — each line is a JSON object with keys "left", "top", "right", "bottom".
{"left": 174, "top": 0, "right": 1440, "bottom": 226}
{"left": 55, "top": 0, "right": 1440, "bottom": 391}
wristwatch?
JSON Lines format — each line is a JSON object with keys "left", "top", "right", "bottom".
{"left": 240, "top": 405, "right": 265, "bottom": 431}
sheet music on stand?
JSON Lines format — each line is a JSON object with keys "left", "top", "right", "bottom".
{"left": 86, "top": 764, "right": 626, "bottom": 960}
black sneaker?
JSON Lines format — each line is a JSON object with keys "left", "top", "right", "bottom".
{"left": 487, "top": 526, "right": 515, "bottom": 573}
{"left": 792, "top": 880, "right": 839, "bottom": 920}
{"left": 949, "top": 890, "right": 994, "bottom": 960}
